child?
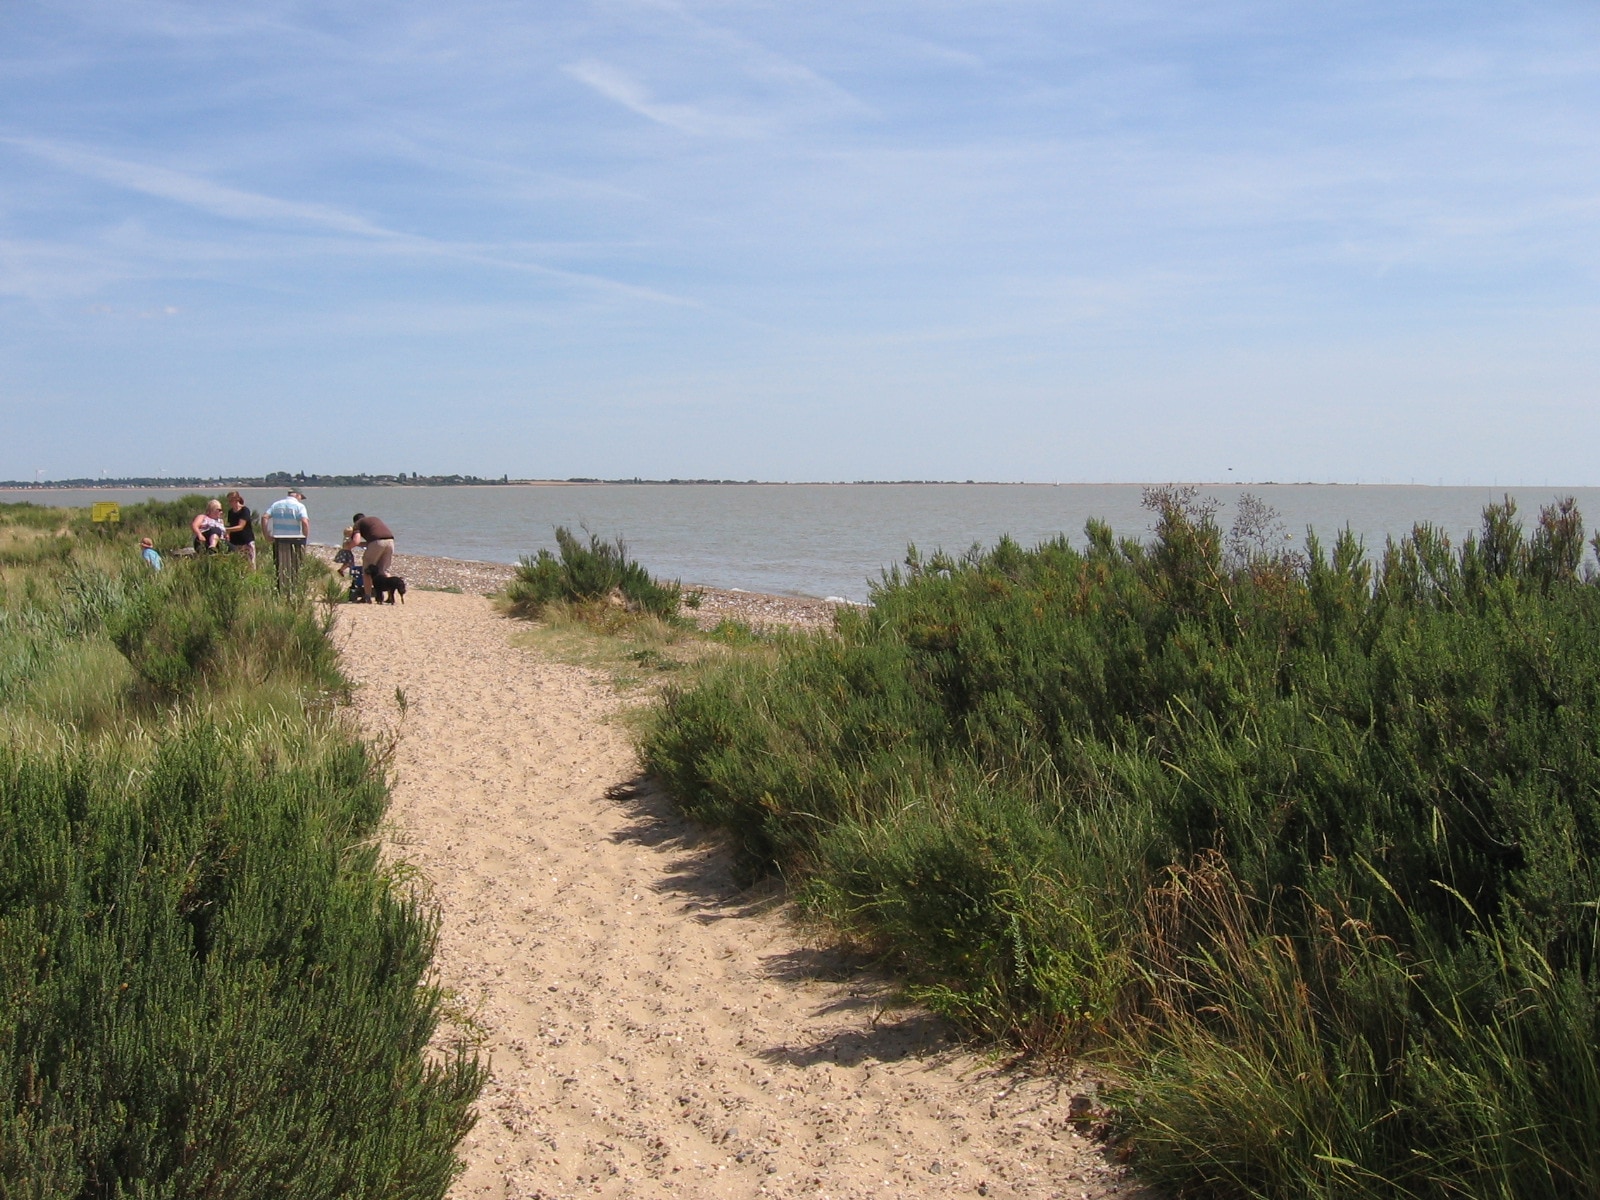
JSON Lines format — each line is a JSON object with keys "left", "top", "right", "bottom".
{"left": 332, "top": 526, "right": 357, "bottom": 576}
{"left": 139, "top": 537, "right": 163, "bottom": 571}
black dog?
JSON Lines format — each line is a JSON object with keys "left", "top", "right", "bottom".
{"left": 370, "top": 571, "right": 407, "bottom": 604}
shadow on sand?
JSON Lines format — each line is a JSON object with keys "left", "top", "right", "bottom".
{"left": 603, "top": 774, "right": 967, "bottom": 1069}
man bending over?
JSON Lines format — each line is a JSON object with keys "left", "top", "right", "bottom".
{"left": 351, "top": 512, "right": 396, "bottom": 603}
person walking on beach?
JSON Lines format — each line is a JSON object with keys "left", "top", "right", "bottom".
{"left": 263, "top": 489, "right": 310, "bottom": 591}
{"left": 351, "top": 512, "right": 395, "bottom": 603}
{"left": 224, "top": 490, "right": 256, "bottom": 567}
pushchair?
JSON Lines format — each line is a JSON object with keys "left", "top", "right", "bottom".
{"left": 347, "top": 564, "right": 367, "bottom": 603}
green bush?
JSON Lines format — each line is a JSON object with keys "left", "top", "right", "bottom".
{"left": 0, "top": 496, "right": 216, "bottom": 555}
{"left": 644, "top": 491, "right": 1600, "bottom": 1199}
{"left": 107, "top": 554, "right": 245, "bottom": 697}
{"left": 119, "top": 494, "right": 219, "bottom": 541}
{"left": 0, "top": 502, "right": 74, "bottom": 530}
{"left": 0, "top": 505, "right": 481, "bottom": 1197}
{"left": 507, "top": 526, "right": 681, "bottom": 619}
{"left": 0, "top": 730, "right": 481, "bottom": 1198}
{"left": 105, "top": 553, "right": 340, "bottom": 702}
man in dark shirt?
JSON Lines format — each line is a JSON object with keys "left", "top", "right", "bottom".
{"left": 351, "top": 512, "right": 396, "bottom": 603}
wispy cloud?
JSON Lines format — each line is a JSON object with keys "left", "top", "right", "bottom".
{"left": 636, "top": 0, "right": 868, "bottom": 114}
{"left": 561, "top": 0, "right": 869, "bottom": 136}
{"left": 0, "top": 236, "right": 138, "bottom": 301}
{"left": 3, "top": 136, "right": 399, "bottom": 237}
{"left": 891, "top": 37, "right": 989, "bottom": 73}
{"left": 87, "top": 302, "right": 180, "bottom": 319}
{"left": 42, "top": 0, "right": 295, "bottom": 42}
{"left": 0, "top": 135, "right": 701, "bottom": 307}
{"left": 562, "top": 59, "right": 763, "bottom": 137}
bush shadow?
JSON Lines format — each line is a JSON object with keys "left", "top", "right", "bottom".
{"left": 604, "top": 774, "right": 783, "bottom": 920}
{"left": 757, "top": 1008, "right": 958, "bottom": 1069}
{"left": 606, "top": 775, "right": 972, "bottom": 1068}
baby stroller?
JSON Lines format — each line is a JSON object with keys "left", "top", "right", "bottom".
{"left": 347, "top": 564, "right": 367, "bottom": 603}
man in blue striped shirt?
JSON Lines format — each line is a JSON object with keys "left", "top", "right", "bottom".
{"left": 263, "top": 490, "right": 310, "bottom": 590}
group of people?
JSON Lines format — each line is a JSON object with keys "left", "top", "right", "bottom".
{"left": 139, "top": 489, "right": 396, "bottom": 601}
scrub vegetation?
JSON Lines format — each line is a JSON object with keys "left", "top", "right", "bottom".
{"left": 0, "top": 501, "right": 481, "bottom": 1198}
{"left": 506, "top": 525, "right": 685, "bottom": 620}
{"left": 644, "top": 488, "right": 1600, "bottom": 1200}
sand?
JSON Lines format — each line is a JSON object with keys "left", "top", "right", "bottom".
{"left": 336, "top": 591, "right": 1142, "bottom": 1200}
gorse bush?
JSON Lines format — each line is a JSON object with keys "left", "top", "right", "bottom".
{"left": 0, "top": 506, "right": 482, "bottom": 1197}
{"left": 2, "top": 507, "right": 340, "bottom": 733}
{"left": 644, "top": 490, "right": 1600, "bottom": 1199}
{"left": 0, "top": 732, "right": 481, "bottom": 1198}
{"left": 507, "top": 525, "right": 681, "bottom": 619}
{"left": 106, "top": 553, "right": 341, "bottom": 701}
{"left": 117, "top": 493, "right": 216, "bottom": 531}
{"left": 107, "top": 553, "right": 246, "bottom": 697}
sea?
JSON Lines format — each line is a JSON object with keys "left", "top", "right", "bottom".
{"left": 5, "top": 483, "right": 1598, "bottom": 603}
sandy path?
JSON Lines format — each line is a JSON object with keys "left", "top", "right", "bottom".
{"left": 337, "top": 592, "right": 1140, "bottom": 1200}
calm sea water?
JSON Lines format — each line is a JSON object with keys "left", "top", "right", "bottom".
{"left": 6, "top": 484, "right": 1598, "bottom": 602}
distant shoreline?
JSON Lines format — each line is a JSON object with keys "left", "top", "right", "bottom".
{"left": 4, "top": 477, "right": 1061, "bottom": 488}
{"left": 5, "top": 478, "right": 1397, "bottom": 491}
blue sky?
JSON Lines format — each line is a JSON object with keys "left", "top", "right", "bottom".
{"left": 2, "top": 1, "right": 1596, "bottom": 483}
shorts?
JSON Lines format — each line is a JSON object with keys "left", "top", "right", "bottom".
{"left": 362, "top": 538, "right": 394, "bottom": 578}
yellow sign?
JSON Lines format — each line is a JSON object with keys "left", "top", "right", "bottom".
{"left": 91, "top": 502, "right": 121, "bottom": 524}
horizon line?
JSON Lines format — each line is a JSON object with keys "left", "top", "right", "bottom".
{"left": 0, "top": 476, "right": 1589, "bottom": 491}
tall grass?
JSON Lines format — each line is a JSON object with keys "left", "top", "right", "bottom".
{"left": 0, "top": 504, "right": 482, "bottom": 1197}
{"left": 644, "top": 490, "right": 1600, "bottom": 1199}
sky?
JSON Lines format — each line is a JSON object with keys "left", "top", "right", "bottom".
{"left": 1, "top": 0, "right": 1597, "bottom": 484}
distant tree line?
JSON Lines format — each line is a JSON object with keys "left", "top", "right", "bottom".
{"left": 4, "top": 473, "right": 1016, "bottom": 488}
{"left": 0, "top": 471, "right": 514, "bottom": 488}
